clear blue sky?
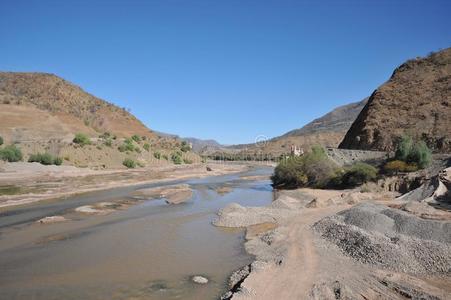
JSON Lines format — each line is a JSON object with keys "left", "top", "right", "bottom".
{"left": 1, "top": 0, "right": 450, "bottom": 144}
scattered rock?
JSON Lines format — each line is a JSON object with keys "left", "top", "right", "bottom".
{"left": 75, "top": 202, "right": 116, "bottom": 215}
{"left": 192, "top": 275, "right": 208, "bottom": 284}
{"left": 206, "top": 166, "right": 213, "bottom": 171}
{"left": 37, "top": 215, "right": 68, "bottom": 224}
{"left": 215, "top": 186, "right": 232, "bottom": 195}
{"left": 133, "top": 184, "right": 193, "bottom": 204}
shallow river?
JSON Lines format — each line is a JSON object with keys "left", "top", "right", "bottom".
{"left": 0, "top": 166, "right": 274, "bottom": 300}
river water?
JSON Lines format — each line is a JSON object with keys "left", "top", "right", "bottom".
{"left": 0, "top": 166, "right": 274, "bottom": 300}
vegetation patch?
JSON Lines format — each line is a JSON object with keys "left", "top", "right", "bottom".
{"left": 0, "top": 144, "right": 23, "bottom": 162}
{"left": 271, "top": 146, "right": 339, "bottom": 189}
{"left": 171, "top": 152, "right": 183, "bottom": 164}
{"left": 28, "top": 153, "right": 63, "bottom": 165}
{"left": 123, "top": 158, "right": 137, "bottom": 168}
{"left": 73, "top": 133, "right": 91, "bottom": 146}
{"left": 180, "top": 141, "right": 191, "bottom": 152}
{"left": 339, "top": 163, "right": 377, "bottom": 188}
{"left": 272, "top": 146, "right": 379, "bottom": 189}
{"left": 0, "top": 136, "right": 3, "bottom": 146}
{"left": 383, "top": 135, "right": 431, "bottom": 173}
{"left": 118, "top": 139, "right": 135, "bottom": 152}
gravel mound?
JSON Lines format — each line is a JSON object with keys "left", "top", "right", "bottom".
{"left": 313, "top": 203, "right": 451, "bottom": 275}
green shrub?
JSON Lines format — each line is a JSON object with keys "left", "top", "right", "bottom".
{"left": 73, "top": 133, "right": 91, "bottom": 146}
{"left": 134, "top": 146, "right": 141, "bottom": 153}
{"left": 395, "top": 135, "right": 413, "bottom": 162}
{"left": 153, "top": 151, "right": 161, "bottom": 159}
{"left": 143, "top": 143, "right": 150, "bottom": 151}
{"left": 53, "top": 157, "right": 63, "bottom": 165}
{"left": 171, "top": 153, "right": 183, "bottom": 164}
{"left": 341, "top": 163, "right": 377, "bottom": 187}
{"left": 118, "top": 141, "right": 134, "bottom": 152}
{"left": 183, "top": 158, "right": 193, "bottom": 164}
{"left": 104, "top": 139, "right": 113, "bottom": 147}
{"left": 28, "top": 153, "right": 63, "bottom": 165}
{"left": 123, "top": 158, "right": 136, "bottom": 168}
{"left": 384, "top": 160, "right": 418, "bottom": 174}
{"left": 131, "top": 135, "right": 141, "bottom": 142}
{"left": 124, "top": 138, "right": 134, "bottom": 145}
{"left": 0, "top": 145, "right": 23, "bottom": 162}
{"left": 394, "top": 135, "right": 431, "bottom": 169}
{"left": 0, "top": 136, "right": 3, "bottom": 146}
{"left": 407, "top": 141, "right": 431, "bottom": 169}
{"left": 180, "top": 141, "right": 191, "bottom": 152}
{"left": 271, "top": 156, "right": 308, "bottom": 188}
{"left": 271, "top": 146, "right": 338, "bottom": 188}
{"left": 29, "top": 153, "right": 53, "bottom": 165}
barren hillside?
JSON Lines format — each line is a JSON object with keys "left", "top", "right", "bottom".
{"left": 340, "top": 48, "right": 451, "bottom": 153}
{"left": 0, "top": 72, "right": 155, "bottom": 143}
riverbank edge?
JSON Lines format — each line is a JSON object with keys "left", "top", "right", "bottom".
{"left": 0, "top": 163, "right": 251, "bottom": 209}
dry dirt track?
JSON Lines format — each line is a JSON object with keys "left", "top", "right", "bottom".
{"left": 232, "top": 205, "right": 346, "bottom": 300}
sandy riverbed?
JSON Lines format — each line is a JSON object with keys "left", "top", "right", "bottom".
{"left": 0, "top": 162, "right": 249, "bottom": 208}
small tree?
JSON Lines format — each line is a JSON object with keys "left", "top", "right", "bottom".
{"left": 154, "top": 151, "right": 161, "bottom": 159}
{"left": 407, "top": 141, "right": 432, "bottom": 169}
{"left": 395, "top": 135, "right": 413, "bottom": 161}
{"left": 143, "top": 143, "right": 150, "bottom": 151}
{"left": 0, "top": 136, "right": 3, "bottom": 146}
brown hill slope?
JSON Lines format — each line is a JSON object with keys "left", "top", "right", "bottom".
{"left": 0, "top": 72, "right": 154, "bottom": 142}
{"left": 339, "top": 48, "right": 451, "bottom": 153}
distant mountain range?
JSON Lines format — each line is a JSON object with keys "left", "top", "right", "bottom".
{"left": 199, "top": 98, "right": 368, "bottom": 157}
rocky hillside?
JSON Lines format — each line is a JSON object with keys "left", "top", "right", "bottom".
{"left": 0, "top": 72, "right": 154, "bottom": 143}
{"left": 340, "top": 48, "right": 451, "bottom": 153}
